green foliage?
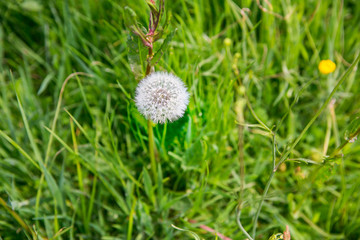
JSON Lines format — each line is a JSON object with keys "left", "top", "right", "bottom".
{"left": 0, "top": 0, "right": 360, "bottom": 239}
{"left": 344, "top": 114, "right": 360, "bottom": 142}
{"left": 127, "top": 33, "right": 148, "bottom": 80}
{"left": 151, "top": 28, "right": 177, "bottom": 66}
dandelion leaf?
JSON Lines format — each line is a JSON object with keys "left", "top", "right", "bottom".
{"left": 150, "top": 28, "right": 176, "bottom": 66}
{"left": 126, "top": 33, "right": 147, "bottom": 81}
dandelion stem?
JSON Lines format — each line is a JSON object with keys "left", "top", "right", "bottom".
{"left": 145, "top": 46, "right": 157, "bottom": 180}
{"left": 148, "top": 119, "right": 157, "bottom": 180}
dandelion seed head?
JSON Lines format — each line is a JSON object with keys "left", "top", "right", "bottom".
{"left": 135, "top": 72, "right": 190, "bottom": 124}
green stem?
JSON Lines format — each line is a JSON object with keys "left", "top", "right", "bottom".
{"left": 35, "top": 72, "right": 91, "bottom": 222}
{"left": 148, "top": 119, "right": 157, "bottom": 180}
{"left": 145, "top": 45, "right": 158, "bottom": 181}
{"left": 70, "top": 118, "right": 87, "bottom": 232}
{"left": 161, "top": 122, "right": 167, "bottom": 154}
{"left": 245, "top": 93, "right": 272, "bottom": 133}
{"left": 251, "top": 54, "right": 360, "bottom": 239}
{"left": 251, "top": 137, "right": 276, "bottom": 239}
{"left": 236, "top": 206, "right": 254, "bottom": 240}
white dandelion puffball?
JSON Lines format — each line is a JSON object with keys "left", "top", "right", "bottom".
{"left": 135, "top": 72, "right": 190, "bottom": 124}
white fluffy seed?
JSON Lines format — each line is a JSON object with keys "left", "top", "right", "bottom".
{"left": 135, "top": 72, "right": 190, "bottom": 124}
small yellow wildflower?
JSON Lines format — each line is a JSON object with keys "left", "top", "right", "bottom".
{"left": 318, "top": 59, "right": 336, "bottom": 74}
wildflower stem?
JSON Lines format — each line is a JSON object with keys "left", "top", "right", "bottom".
{"left": 146, "top": 46, "right": 157, "bottom": 180}
{"left": 148, "top": 119, "right": 157, "bottom": 180}
{"left": 251, "top": 54, "right": 360, "bottom": 239}
{"left": 251, "top": 137, "right": 276, "bottom": 239}
{"left": 236, "top": 205, "right": 254, "bottom": 240}
{"left": 244, "top": 93, "right": 272, "bottom": 133}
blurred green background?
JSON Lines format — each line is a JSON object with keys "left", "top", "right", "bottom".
{"left": 0, "top": 0, "right": 360, "bottom": 239}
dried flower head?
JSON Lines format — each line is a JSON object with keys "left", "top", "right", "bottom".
{"left": 135, "top": 72, "right": 189, "bottom": 124}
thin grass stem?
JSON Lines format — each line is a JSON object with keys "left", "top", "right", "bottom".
{"left": 251, "top": 54, "right": 360, "bottom": 238}
{"left": 0, "top": 196, "right": 34, "bottom": 237}
{"left": 236, "top": 206, "right": 253, "bottom": 240}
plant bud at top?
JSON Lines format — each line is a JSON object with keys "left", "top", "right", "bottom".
{"left": 224, "top": 38, "right": 232, "bottom": 47}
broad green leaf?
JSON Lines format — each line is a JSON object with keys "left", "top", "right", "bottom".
{"left": 123, "top": 7, "right": 138, "bottom": 31}
{"left": 150, "top": 28, "right": 177, "bottom": 66}
{"left": 124, "top": 6, "right": 146, "bottom": 40}
{"left": 126, "top": 33, "right": 147, "bottom": 81}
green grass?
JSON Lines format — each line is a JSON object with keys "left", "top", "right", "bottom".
{"left": 1, "top": 0, "right": 360, "bottom": 239}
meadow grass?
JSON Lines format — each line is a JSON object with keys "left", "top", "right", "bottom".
{"left": 0, "top": 0, "right": 360, "bottom": 239}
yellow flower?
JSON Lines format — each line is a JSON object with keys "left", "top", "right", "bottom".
{"left": 318, "top": 59, "right": 336, "bottom": 74}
